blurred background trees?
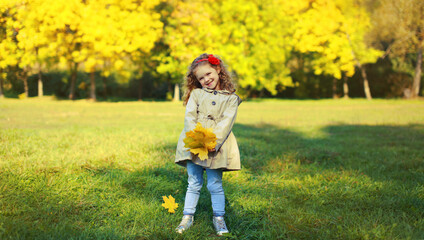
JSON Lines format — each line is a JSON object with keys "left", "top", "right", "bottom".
{"left": 0, "top": 0, "right": 422, "bottom": 100}
{"left": 369, "top": 0, "right": 424, "bottom": 99}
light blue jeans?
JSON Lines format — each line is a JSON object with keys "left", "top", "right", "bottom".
{"left": 183, "top": 161, "right": 225, "bottom": 217}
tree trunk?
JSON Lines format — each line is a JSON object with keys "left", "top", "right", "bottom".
{"left": 343, "top": 75, "right": 349, "bottom": 99}
{"left": 411, "top": 46, "right": 422, "bottom": 98}
{"left": 36, "top": 47, "right": 43, "bottom": 97}
{"left": 173, "top": 83, "right": 180, "bottom": 101}
{"left": 346, "top": 32, "right": 372, "bottom": 100}
{"left": 90, "top": 70, "right": 96, "bottom": 101}
{"left": 360, "top": 66, "right": 372, "bottom": 100}
{"left": 38, "top": 69, "right": 43, "bottom": 97}
{"left": 332, "top": 78, "right": 338, "bottom": 99}
{"left": 69, "top": 62, "right": 78, "bottom": 100}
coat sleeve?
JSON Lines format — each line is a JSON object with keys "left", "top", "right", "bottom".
{"left": 175, "top": 90, "right": 199, "bottom": 163}
{"left": 183, "top": 90, "right": 199, "bottom": 133}
{"left": 214, "top": 94, "right": 241, "bottom": 151}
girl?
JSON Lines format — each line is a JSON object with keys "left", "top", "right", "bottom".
{"left": 174, "top": 53, "right": 242, "bottom": 235}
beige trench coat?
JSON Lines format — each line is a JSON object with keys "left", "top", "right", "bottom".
{"left": 175, "top": 88, "right": 242, "bottom": 171}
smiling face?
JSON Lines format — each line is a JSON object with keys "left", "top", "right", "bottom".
{"left": 194, "top": 64, "right": 221, "bottom": 90}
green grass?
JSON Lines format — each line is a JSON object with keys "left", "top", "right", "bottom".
{"left": 1, "top": 97, "right": 423, "bottom": 239}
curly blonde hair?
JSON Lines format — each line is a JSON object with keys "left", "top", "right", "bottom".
{"left": 182, "top": 53, "right": 236, "bottom": 105}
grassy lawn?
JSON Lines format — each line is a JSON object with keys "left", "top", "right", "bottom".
{"left": 0, "top": 97, "right": 423, "bottom": 239}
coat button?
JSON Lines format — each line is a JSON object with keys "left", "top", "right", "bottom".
{"left": 214, "top": 91, "right": 217, "bottom": 95}
{"left": 212, "top": 101, "right": 216, "bottom": 105}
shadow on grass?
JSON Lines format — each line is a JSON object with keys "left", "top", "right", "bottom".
{"left": 234, "top": 123, "right": 424, "bottom": 184}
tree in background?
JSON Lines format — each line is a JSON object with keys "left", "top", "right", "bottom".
{"left": 157, "top": 0, "right": 296, "bottom": 98}
{"left": 0, "top": 0, "right": 21, "bottom": 97}
{"left": 371, "top": 0, "right": 424, "bottom": 98}
{"left": 156, "top": 0, "right": 220, "bottom": 99}
{"left": 292, "top": 0, "right": 381, "bottom": 99}
{"left": 0, "top": 0, "right": 50, "bottom": 99}
{"left": 14, "top": 0, "right": 59, "bottom": 98}
{"left": 0, "top": 2, "right": 12, "bottom": 98}
{"left": 31, "top": 0, "right": 86, "bottom": 100}
{"left": 2, "top": 0, "right": 163, "bottom": 100}
{"left": 121, "top": 0, "right": 163, "bottom": 101}
{"left": 78, "top": 0, "right": 162, "bottom": 101}
{"left": 338, "top": 0, "right": 383, "bottom": 100}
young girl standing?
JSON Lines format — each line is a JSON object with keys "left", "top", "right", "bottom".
{"left": 174, "top": 53, "right": 242, "bottom": 235}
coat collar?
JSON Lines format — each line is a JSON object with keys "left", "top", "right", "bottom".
{"left": 201, "top": 88, "right": 232, "bottom": 94}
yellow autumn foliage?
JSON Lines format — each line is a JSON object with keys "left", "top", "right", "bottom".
{"left": 183, "top": 123, "right": 217, "bottom": 161}
{"left": 0, "top": 0, "right": 384, "bottom": 99}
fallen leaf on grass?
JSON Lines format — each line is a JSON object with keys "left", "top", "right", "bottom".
{"left": 162, "top": 195, "right": 178, "bottom": 213}
{"left": 183, "top": 122, "right": 217, "bottom": 160}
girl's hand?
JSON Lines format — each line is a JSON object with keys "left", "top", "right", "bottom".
{"left": 209, "top": 148, "right": 216, "bottom": 152}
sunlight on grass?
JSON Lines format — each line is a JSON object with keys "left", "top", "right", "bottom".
{"left": 0, "top": 98, "right": 423, "bottom": 239}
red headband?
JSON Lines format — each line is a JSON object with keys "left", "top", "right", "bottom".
{"left": 196, "top": 54, "right": 220, "bottom": 65}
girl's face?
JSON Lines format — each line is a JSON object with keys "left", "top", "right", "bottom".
{"left": 194, "top": 64, "right": 221, "bottom": 90}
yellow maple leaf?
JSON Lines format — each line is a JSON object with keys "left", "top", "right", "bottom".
{"left": 183, "top": 122, "right": 217, "bottom": 161}
{"left": 162, "top": 195, "right": 178, "bottom": 213}
{"left": 190, "top": 148, "right": 209, "bottom": 161}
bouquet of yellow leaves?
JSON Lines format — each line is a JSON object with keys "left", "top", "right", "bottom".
{"left": 183, "top": 122, "right": 217, "bottom": 160}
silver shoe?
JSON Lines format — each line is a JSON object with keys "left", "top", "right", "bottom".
{"left": 213, "top": 216, "right": 229, "bottom": 236}
{"left": 176, "top": 215, "right": 194, "bottom": 234}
